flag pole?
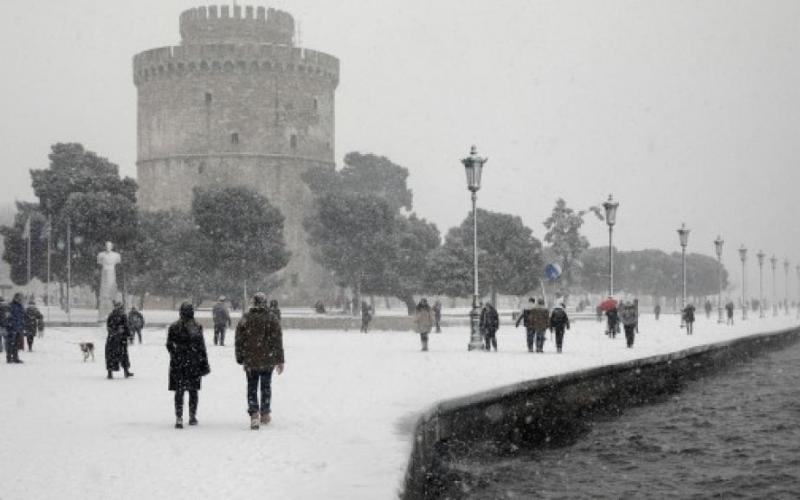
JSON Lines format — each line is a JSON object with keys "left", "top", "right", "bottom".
{"left": 25, "top": 217, "right": 31, "bottom": 296}
{"left": 46, "top": 213, "right": 51, "bottom": 322}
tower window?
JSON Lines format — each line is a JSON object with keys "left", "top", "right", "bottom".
{"left": 205, "top": 92, "right": 212, "bottom": 104}
{"left": 290, "top": 134, "right": 298, "bottom": 150}
{"left": 290, "top": 273, "right": 299, "bottom": 287}
{"left": 313, "top": 98, "right": 318, "bottom": 111}
{"left": 231, "top": 133, "right": 239, "bottom": 145}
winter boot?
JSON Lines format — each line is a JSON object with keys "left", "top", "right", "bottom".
{"left": 107, "top": 371, "right": 113, "bottom": 379}
{"left": 124, "top": 369, "right": 134, "bottom": 378}
{"left": 250, "top": 413, "right": 260, "bottom": 430}
{"left": 189, "top": 415, "right": 198, "bottom": 426}
{"left": 260, "top": 413, "right": 271, "bottom": 425}
{"left": 421, "top": 340, "right": 428, "bottom": 352}
{"left": 175, "top": 417, "right": 183, "bottom": 429}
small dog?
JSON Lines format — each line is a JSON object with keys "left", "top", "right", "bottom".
{"left": 79, "top": 342, "right": 95, "bottom": 362}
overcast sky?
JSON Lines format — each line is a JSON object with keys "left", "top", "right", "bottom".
{"left": 1, "top": 0, "right": 798, "bottom": 294}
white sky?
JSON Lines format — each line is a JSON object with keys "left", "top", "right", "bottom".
{"left": 1, "top": 0, "right": 799, "bottom": 294}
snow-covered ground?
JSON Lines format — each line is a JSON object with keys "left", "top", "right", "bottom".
{"left": 1, "top": 313, "right": 797, "bottom": 499}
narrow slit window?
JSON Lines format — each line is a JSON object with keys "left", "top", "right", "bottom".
{"left": 290, "top": 134, "right": 298, "bottom": 150}
{"left": 205, "top": 92, "right": 212, "bottom": 104}
{"left": 231, "top": 133, "right": 239, "bottom": 145}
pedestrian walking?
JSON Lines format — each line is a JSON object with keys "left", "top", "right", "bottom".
{"left": 515, "top": 297, "right": 536, "bottom": 352}
{"left": 725, "top": 301, "right": 735, "bottom": 325}
{"left": 479, "top": 302, "right": 499, "bottom": 351}
{"left": 549, "top": 303, "right": 570, "bottom": 353}
{"left": 528, "top": 298, "right": 550, "bottom": 353}
{"left": 606, "top": 306, "right": 620, "bottom": 339}
{"left": 682, "top": 303, "right": 696, "bottom": 335}
{"left": 23, "top": 298, "right": 44, "bottom": 352}
{"left": 105, "top": 301, "right": 133, "bottom": 379}
{"left": 167, "top": 302, "right": 210, "bottom": 429}
{"left": 704, "top": 299, "right": 713, "bottom": 319}
{"left": 5, "top": 293, "right": 25, "bottom": 363}
{"left": 128, "top": 306, "right": 145, "bottom": 344}
{"left": 269, "top": 299, "right": 282, "bottom": 321}
{"left": 654, "top": 303, "right": 661, "bottom": 321}
{"left": 235, "top": 293, "right": 285, "bottom": 430}
{"left": 433, "top": 300, "right": 442, "bottom": 333}
{"left": 212, "top": 296, "right": 231, "bottom": 346}
{"left": 0, "top": 297, "right": 8, "bottom": 354}
{"left": 620, "top": 300, "right": 638, "bottom": 348}
{"left": 414, "top": 298, "right": 434, "bottom": 352}
{"left": 360, "top": 301, "right": 372, "bottom": 333}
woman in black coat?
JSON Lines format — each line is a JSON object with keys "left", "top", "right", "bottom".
{"left": 166, "top": 302, "right": 210, "bottom": 429}
{"left": 106, "top": 301, "right": 133, "bottom": 379}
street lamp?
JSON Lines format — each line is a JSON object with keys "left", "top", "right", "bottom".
{"left": 757, "top": 250, "right": 765, "bottom": 318}
{"left": 784, "top": 258, "right": 790, "bottom": 315}
{"left": 714, "top": 235, "right": 724, "bottom": 324}
{"left": 677, "top": 223, "right": 690, "bottom": 328}
{"left": 602, "top": 194, "right": 619, "bottom": 297}
{"left": 796, "top": 264, "right": 800, "bottom": 319}
{"left": 462, "top": 145, "right": 487, "bottom": 351}
{"left": 56, "top": 219, "right": 83, "bottom": 325}
{"left": 770, "top": 255, "right": 778, "bottom": 316}
{"left": 738, "top": 245, "right": 747, "bottom": 321}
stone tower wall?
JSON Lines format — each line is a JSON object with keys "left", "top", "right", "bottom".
{"left": 133, "top": 5, "right": 339, "bottom": 305}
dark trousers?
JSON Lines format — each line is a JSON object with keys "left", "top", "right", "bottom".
{"left": 214, "top": 325, "right": 226, "bottom": 345}
{"left": 434, "top": 315, "right": 441, "bottom": 333}
{"left": 607, "top": 320, "right": 618, "bottom": 338}
{"left": 360, "top": 318, "right": 370, "bottom": 333}
{"left": 484, "top": 329, "right": 497, "bottom": 351}
{"left": 525, "top": 328, "right": 534, "bottom": 351}
{"left": 129, "top": 328, "right": 142, "bottom": 344}
{"left": 554, "top": 327, "right": 566, "bottom": 351}
{"left": 624, "top": 325, "right": 635, "bottom": 347}
{"left": 686, "top": 321, "right": 694, "bottom": 334}
{"left": 420, "top": 332, "right": 429, "bottom": 351}
{"left": 5, "top": 332, "right": 20, "bottom": 362}
{"left": 534, "top": 330, "right": 546, "bottom": 352}
{"left": 246, "top": 368, "right": 274, "bottom": 416}
{"left": 174, "top": 389, "right": 198, "bottom": 418}
{"left": 25, "top": 334, "right": 34, "bottom": 351}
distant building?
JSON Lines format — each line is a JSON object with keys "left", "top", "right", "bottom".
{"left": 133, "top": 5, "right": 339, "bottom": 305}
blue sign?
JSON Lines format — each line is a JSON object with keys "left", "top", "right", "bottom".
{"left": 545, "top": 263, "right": 562, "bottom": 281}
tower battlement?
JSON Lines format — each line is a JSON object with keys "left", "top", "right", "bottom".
{"left": 180, "top": 5, "right": 294, "bottom": 45}
{"left": 133, "top": 44, "right": 339, "bottom": 87}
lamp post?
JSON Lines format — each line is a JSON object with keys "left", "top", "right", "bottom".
{"left": 757, "top": 250, "right": 765, "bottom": 318}
{"left": 783, "top": 258, "right": 790, "bottom": 315}
{"left": 714, "top": 236, "right": 724, "bottom": 324}
{"left": 462, "top": 145, "right": 487, "bottom": 351}
{"left": 796, "top": 264, "right": 800, "bottom": 319}
{"left": 770, "top": 255, "right": 778, "bottom": 316}
{"left": 56, "top": 219, "right": 82, "bottom": 325}
{"left": 602, "top": 194, "right": 619, "bottom": 297}
{"left": 738, "top": 246, "right": 747, "bottom": 321}
{"left": 677, "top": 223, "right": 690, "bottom": 327}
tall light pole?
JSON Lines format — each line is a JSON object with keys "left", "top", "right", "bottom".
{"left": 677, "top": 223, "right": 690, "bottom": 328}
{"left": 602, "top": 194, "right": 619, "bottom": 297}
{"left": 738, "top": 245, "right": 747, "bottom": 321}
{"left": 714, "top": 236, "right": 724, "bottom": 324}
{"left": 462, "top": 145, "right": 487, "bottom": 351}
{"left": 796, "top": 264, "right": 800, "bottom": 318}
{"left": 757, "top": 250, "right": 765, "bottom": 318}
{"left": 770, "top": 255, "right": 778, "bottom": 316}
{"left": 783, "top": 258, "right": 790, "bottom": 315}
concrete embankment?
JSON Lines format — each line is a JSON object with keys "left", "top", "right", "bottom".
{"left": 402, "top": 326, "right": 800, "bottom": 499}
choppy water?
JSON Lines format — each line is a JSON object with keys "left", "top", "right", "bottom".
{"left": 445, "top": 340, "right": 800, "bottom": 499}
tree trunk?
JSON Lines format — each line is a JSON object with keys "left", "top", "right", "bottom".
{"left": 400, "top": 292, "right": 416, "bottom": 316}
{"left": 354, "top": 279, "right": 362, "bottom": 316}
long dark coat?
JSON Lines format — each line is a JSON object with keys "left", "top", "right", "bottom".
{"left": 105, "top": 307, "right": 131, "bottom": 371}
{"left": 166, "top": 317, "right": 210, "bottom": 391}
{"left": 24, "top": 306, "right": 44, "bottom": 336}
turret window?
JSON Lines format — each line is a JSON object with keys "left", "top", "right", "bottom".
{"left": 290, "top": 134, "right": 298, "bottom": 150}
{"left": 231, "top": 133, "right": 239, "bottom": 145}
{"left": 205, "top": 92, "right": 212, "bottom": 104}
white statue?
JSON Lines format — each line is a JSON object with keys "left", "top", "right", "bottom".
{"left": 97, "top": 241, "right": 122, "bottom": 321}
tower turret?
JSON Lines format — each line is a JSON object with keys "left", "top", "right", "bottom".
{"left": 179, "top": 5, "right": 295, "bottom": 45}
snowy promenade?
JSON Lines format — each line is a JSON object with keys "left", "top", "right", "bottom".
{"left": 1, "top": 313, "right": 798, "bottom": 499}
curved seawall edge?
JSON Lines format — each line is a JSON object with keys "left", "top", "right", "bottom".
{"left": 401, "top": 326, "right": 800, "bottom": 499}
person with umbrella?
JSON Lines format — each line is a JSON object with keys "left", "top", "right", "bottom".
{"left": 599, "top": 297, "right": 619, "bottom": 338}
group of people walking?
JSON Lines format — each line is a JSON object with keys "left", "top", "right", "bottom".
{"left": 0, "top": 293, "right": 45, "bottom": 363}
{"left": 515, "top": 298, "right": 571, "bottom": 353}
{"left": 103, "top": 293, "right": 285, "bottom": 430}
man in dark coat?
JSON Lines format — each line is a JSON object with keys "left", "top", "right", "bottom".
{"left": 128, "top": 306, "right": 145, "bottom": 344}
{"left": 515, "top": 297, "right": 536, "bottom": 352}
{"left": 105, "top": 301, "right": 133, "bottom": 379}
{"left": 212, "top": 296, "right": 231, "bottom": 346}
{"left": 606, "top": 306, "right": 620, "bottom": 338}
{"left": 725, "top": 301, "right": 735, "bottom": 325}
{"left": 167, "top": 302, "right": 210, "bottom": 429}
{"left": 528, "top": 298, "right": 550, "bottom": 353}
{"left": 654, "top": 303, "right": 661, "bottom": 320}
{"left": 549, "top": 303, "right": 570, "bottom": 353}
{"left": 23, "top": 298, "right": 44, "bottom": 352}
{"left": 5, "top": 293, "right": 25, "bottom": 363}
{"left": 235, "top": 292, "right": 285, "bottom": 430}
{"left": 433, "top": 300, "right": 442, "bottom": 333}
{"left": 479, "top": 302, "right": 500, "bottom": 351}
{"left": 360, "top": 301, "right": 372, "bottom": 333}
{"left": 682, "top": 303, "right": 696, "bottom": 335}
{"left": 0, "top": 297, "right": 10, "bottom": 354}
{"left": 704, "top": 299, "right": 713, "bottom": 318}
